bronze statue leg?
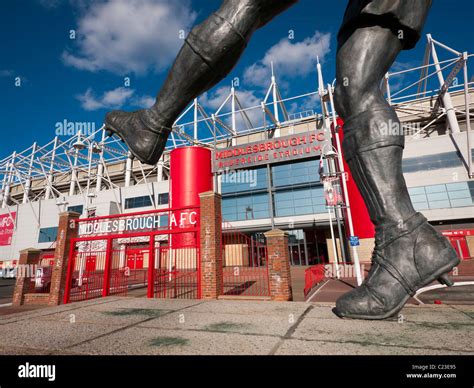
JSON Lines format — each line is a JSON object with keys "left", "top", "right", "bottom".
{"left": 335, "top": 26, "right": 414, "bottom": 226}
{"left": 104, "top": 0, "right": 297, "bottom": 165}
{"left": 333, "top": 25, "right": 459, "bottom": 320}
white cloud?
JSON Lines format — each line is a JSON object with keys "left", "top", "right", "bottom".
{"left": 132, "top": 94, "right": 155, "bottom": 108}
{"left": 62, "top": 0, "right": 197, "bottom": 75}
{"left": 200, "top": 86, "right": 264, "bottom": 131}
{"left": 243, "top": 31, "right": 331, "bottom": 88}
{"left": 288, "top": 93, "right": 320, "bottom": 115}
{"left": 77, "top": 87, "right": 134, "bottom": 110}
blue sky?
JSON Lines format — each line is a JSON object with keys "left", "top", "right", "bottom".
{"left": 0, "top": 0, "right": 473, "bottom": 158}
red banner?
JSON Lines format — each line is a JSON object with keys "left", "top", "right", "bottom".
{"left": 0, "top": 212, "right": 16, "bottom": 246}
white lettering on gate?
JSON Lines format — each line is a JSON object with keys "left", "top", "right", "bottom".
{"left": 78, "top": 211, "right": 198, "bottom": 236}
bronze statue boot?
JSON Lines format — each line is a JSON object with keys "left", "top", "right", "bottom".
{"left": 105, "top": 109, "right": 171, "bottom": 165}
{"left": 104, "top": 2, "right": 299, "bottom": 165}
{"left": 333, "top": 108, "right": 460, "bottom": 319}
{"left": 333, "top": 212, "right": 460, "bottom": 320}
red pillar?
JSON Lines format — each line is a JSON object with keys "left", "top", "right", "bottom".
{"left": 332, "top": 118, "right": 375, "bottom": 239}
{"left": 102, "top": 238, "right": 113, "bottom": 297}
{"left": 147, "top": 237, "right": 155, "bottom": 298}
{"left": 170, "top": 147, "right": 213, "bottom": 247}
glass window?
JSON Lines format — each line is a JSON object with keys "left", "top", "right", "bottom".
{"left": 448, "top": 190, "right": 471, "bottom": 200}
{"left": 425, "top": 185, "right": 447, "bottom": 194}
{"left": 429, "top": 200, "right": 451, "bottom": 209}
{"left": 411, "top": 194, "right": 428, "bottom": 204}
{"left": 446, "top": 182, "right": 469, "bottom": 192}
{"left": 408, "top": 187, "right": 426, "bottom": 196}
{"left": 67, "top": 205, "right": 83, "bottom": 214}
{"left": 450, "top": 198, "right": 472, "bottom": 207}
{"left": 274, "top": 187, "right": 326, "bottom": 217}
{"left": 158, "top": 193, "right": 169, "bottom": 205}
{"left": 427, "top": 192, "right": 448, "bottom": 201}
{"left": 403, "top": 152, "right": 463, "bottom": 173}
{"left": 413, "top": 202, "right": 429, "bottom": 211}
{"left": 409, "top": 181, "right": 474, "bottom": 210}
{"left": 272, "top": 159, "right": 320, "bottom": 187}
{"left": 38, "top": 227, "right": 58, "bottom": 243}
{"left": 222, "top": 193, "right": 270, "bottom": 222}
{"left": 125, "top": 196, "right": 153, "bottom": 209}
{"left": 221, "top": 167, "right": 268, "bottom": 194}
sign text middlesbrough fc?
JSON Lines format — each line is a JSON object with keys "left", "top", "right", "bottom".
{"left": 212, "top": 131, "right": 326, "bottom": 172}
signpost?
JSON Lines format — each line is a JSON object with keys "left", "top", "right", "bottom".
{"left": 349, "top": 236, "right": 360, "bottom": 247}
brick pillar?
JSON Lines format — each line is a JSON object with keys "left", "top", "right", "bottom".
{"left": 199, "top": 191, "right": 223, "bottom": 299}
{"left": 264, "top": 229, "right": 293, "bottom": 301}
{"left": 12, "top": 249, "right": 41, "bottom": 306}
{"left": 48, "top": 211, "right": 80, "bottom": 306}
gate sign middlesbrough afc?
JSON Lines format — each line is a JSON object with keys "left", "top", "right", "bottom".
{"left": 78, "top": 211, "right": 198, "bottom": 237}
{"left": 212, "top": 131, "right": 326, "bottom": 172}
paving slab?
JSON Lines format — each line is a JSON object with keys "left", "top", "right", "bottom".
{"left": 0, "top": 346, "right": 53, "bottom": 355}
{"left": 138, "top": 311, "right": 294, "bottom": 337}
{"left": 0, "top": 297, "right": 472, "bottom": 355}
{"left": 0, "top": 297, "right": 121, "bottom": 324}
{"left": 183, "top": 299, "right": 309, "bottom": 316}
{"left": 66, "top": 326, "right": 280, "bottom": 355}
{"left": 396, "top": 305, "right": 474, "bottom": 324}
{"left": 275, "top": 339, "right": 474, "bottom": 355}
{"left": 34, "top": 307, "right": 173, "bottom": 327}
{"left": 88, "top": 297, "right": 201, "bottom": 311}
{"left": 292, "top": 316, "right": 474, "bottom": 353}
{"left": 0, "top": 320, "right": 122, "bottom": 351}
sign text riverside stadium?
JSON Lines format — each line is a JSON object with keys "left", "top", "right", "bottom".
{"left": 212, "top": 131, "right": 326, "bottom": 172}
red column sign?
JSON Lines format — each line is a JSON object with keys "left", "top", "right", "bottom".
{"left": 0, "top": 212, "right": 16, "bottom": 246}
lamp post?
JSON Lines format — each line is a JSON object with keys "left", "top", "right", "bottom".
{"left": 324, "top": 150, "right": 347, "bottom": 265}
{"left": 72, "top": 132, "right": 103, "bottom": 214}
{"left": 320, "top": 147, "right": 349, "bottom": 279}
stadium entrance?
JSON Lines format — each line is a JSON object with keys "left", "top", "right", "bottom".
{"left": 63, "top": 206, "right": 201, "bottom": 303}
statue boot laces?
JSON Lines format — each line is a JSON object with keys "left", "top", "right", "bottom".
{"left": 333, "top": 212, "right": 460, "bottom": 320}
{"left": 333, "top": 107, "right": 460, "bottom": 319}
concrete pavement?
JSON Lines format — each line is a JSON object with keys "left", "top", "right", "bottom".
{"left": 0, "top": 297, "right": 473, "bottom": 355}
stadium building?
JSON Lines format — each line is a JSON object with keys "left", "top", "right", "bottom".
{"left": 0, "top": 35, "right": 473, "bottom": 293}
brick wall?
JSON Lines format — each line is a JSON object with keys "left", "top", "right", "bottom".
{"left": 199, "top": 191, "right": 223, "bottom": 299}
{"left": 48, "top": 211, "right": 80, "bottom": 305}
{"left": 12, "top": 249, "right": 41, "bottom": 306}
{"left": 264, "top": 229, "right": 292, "bottom": 301}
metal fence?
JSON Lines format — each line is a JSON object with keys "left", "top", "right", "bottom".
{"left": 64, "top": 206, "right": 201, "bottom": 303}
{"left": 222, "top": 222, "right": 270, "bottom": 297}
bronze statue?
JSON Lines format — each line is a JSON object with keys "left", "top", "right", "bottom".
{"left": 105, "top": 0, "right": 460, "bottom": 320}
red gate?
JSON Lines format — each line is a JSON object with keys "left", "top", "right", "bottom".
{"left": 63, "top": 206, "right": 200, "bottom": 303}
{"left": 222, "top": 222, "right": 270, "bottom": 297}
{"left": 442, "top": 230, "right": 473, "bottom": 260}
